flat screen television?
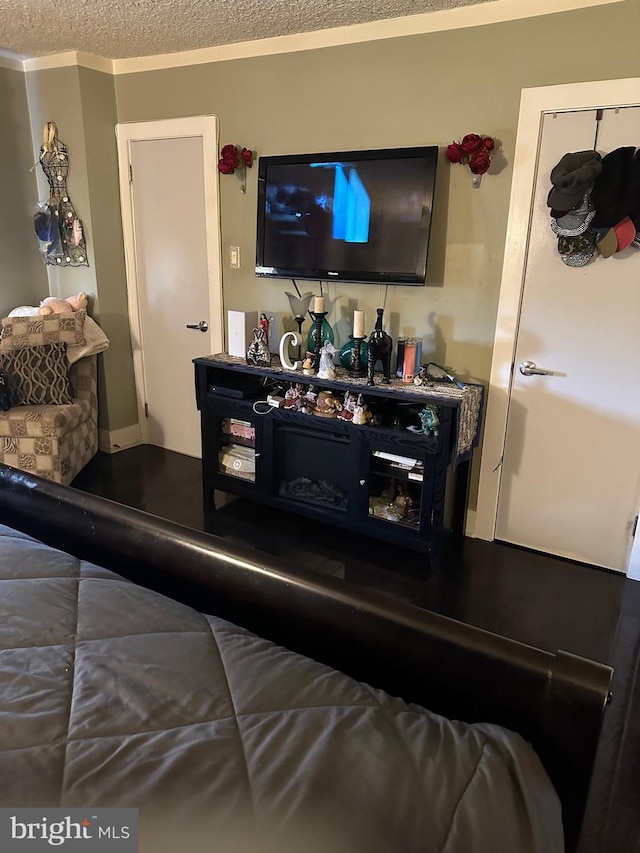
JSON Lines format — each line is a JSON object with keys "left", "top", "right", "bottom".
{"left": 255, "top": 146, "right": 438, "bottom": 286}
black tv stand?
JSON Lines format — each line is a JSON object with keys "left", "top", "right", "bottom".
{"left": 194, "top": 354, "right": 484, "bottom": 567}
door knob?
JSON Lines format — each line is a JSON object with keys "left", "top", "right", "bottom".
{"left": 186, "top": 320, "right": 209, "bottom": 332}
{"left": 519, "top": 360, "right": 552, "bottom": 376}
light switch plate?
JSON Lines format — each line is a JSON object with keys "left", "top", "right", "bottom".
{"left": 230, "top": 246, "right": 240, "bottom": 268}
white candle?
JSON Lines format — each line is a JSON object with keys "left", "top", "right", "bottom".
{"left": 313, "top": 296, "right": 325, "bottom": 313}
{"left": 353, "top": 310, "right": 365, "bottom": 338}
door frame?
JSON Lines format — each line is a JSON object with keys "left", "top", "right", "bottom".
{"left": 115, "top": 116, "right": 223, "bottom": 443}
{"left": 475, "top": 77, "right": 640, "bottom": 546}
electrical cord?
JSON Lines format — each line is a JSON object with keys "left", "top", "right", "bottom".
{"left": 252, "top": 401, "right": 274, "bottom": 415}
{"left": 252, "top": 377, "right": 285, "bottom": 414}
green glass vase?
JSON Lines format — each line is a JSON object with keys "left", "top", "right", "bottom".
{"left": 339, "top": 338, "right": 368, "bottom": 370}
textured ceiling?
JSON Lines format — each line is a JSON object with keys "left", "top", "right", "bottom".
{"left": 0, "top": 0, "right": 495, "bottom": 60}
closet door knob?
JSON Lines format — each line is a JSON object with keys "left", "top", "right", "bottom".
{"left": 186, "top": 320, "right": 209, "bottom": 332}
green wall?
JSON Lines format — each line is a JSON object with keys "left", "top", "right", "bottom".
{"left": 25, "top": 67, "right": 96, "bottom": 296}
{"left": 79, "top": 67, "right": 138, "bottom": 433}
{"left": 25, "top": 65, "right": 138, "bottom": 432}
{"left": 0, "top": 65, "right": 48, "bottom": 316}
{"left": 12, "top": 1, "right": 640, "bottom": 463}
{"left": 114, "top": 1, "right": 640, "bottom": 388}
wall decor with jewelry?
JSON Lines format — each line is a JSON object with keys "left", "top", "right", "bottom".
{"left": 33, "top": 122, "right": 88, "bottom": 267}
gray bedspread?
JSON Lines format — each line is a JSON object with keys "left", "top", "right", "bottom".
{"left": 0, "top": 524, "right": 564, "bottom": 852}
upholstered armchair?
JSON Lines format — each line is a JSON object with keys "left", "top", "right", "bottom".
{"left": 0, "top": 355, "right": 98, "bottom": 485}
{"left": 0, "top": 311, "right": 106, "bottom": 485}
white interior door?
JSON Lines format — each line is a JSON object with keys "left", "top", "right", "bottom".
{"left": 117, "top": 117, "right": 223, "bottom": 460}
{"left": 496, "top": 108, "right": 640, "bottom": 571}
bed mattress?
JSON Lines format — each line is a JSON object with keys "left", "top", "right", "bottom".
{"left": 0, "top": 524, "right": 563, "bottom": 852}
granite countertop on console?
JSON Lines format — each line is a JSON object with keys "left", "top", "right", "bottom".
{"left": 198, "top": 353, "right": 484, "bottom": 461}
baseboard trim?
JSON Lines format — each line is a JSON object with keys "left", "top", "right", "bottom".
{"left": 99, "top": 424, "right": 143, "bottom": 454}
{"left": 465, "top": 509, "right": 477, "bottom": 539}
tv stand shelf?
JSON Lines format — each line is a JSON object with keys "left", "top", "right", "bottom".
{"left": 194, "top": 354, "right": 484, "bottom": 566}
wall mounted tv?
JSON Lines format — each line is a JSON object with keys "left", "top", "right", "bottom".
{"left": 255, "top": 146, "right": 438, "bottom": 286}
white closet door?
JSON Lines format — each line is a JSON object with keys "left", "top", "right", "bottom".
{"left": 496, "top": 107, "right": 640, "bottom": 571}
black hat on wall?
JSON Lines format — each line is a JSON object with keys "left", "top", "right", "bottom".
{"left": 591, "top": 146, "right": 640, "bottom": 228}
{"left": 547, "top": 150, "right": 603, "bottom": 211}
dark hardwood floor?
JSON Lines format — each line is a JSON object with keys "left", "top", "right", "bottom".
{"left": 72, "top": 445, "right": 640, "bottom": 853}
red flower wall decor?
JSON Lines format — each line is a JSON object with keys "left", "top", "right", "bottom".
{"left": 446, "top": 134, "right": 495, "bottom": 187}
{"left": 217, "top": 144, "right": 254, "bottom": 193}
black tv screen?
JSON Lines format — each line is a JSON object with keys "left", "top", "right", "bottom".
{"left": 255, "top": 146, "right": 438, "bottom": 285}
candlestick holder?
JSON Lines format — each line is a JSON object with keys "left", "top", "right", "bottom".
{"left": 309, "top": 311, "right": 327, "bottom": 370}
{"left": 348, "top": 335, "right": 367, "bottom": 378}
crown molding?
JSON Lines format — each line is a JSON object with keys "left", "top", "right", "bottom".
{"left": 23, "top": 51, "right": 114, "bottom": 74}
{"left": 0, "top": 51, "right": 25, "bottom": 71}
{"left": 11, "top": 0, "right": 623, "bottom": 76}
{"left": 112, "top": 0, "right": 622, "bottom": 74}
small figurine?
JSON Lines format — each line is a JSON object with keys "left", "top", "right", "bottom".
{"left": 337, "top": 391, "right": 357, "bottom": 421}
{"left": 352, "top": 393, "right": 372, "bottom": 425}
{"left": 283, "top": 383, "right": 303, "bottom": 410}
{"left": 246, "top": 327, "right": 271, "bottom": 366}
{"left": 313, "top": 389, "right": 342, "bottom": 419}
{"left": 418, "top": 404, "right": 440, "bottom": 436}
{"left": 317, "top": 341, "right": 336, "bottom": 380}
{"left": 259, "top": 313, "right": 270, "bottom": 351}
{"left": 300, "top": 386, "right": 317, "bottom": 415}
{"left": 302, "top": 351, "right": 315, "bottom": 376}
{"left": 413, "top": 365, "right": 434, "bottom": 388}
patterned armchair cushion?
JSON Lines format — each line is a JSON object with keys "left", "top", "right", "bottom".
{"left": 0, "top": 413, "right": 97, "bottom": 484}
{"left": 0, "top": 356, "right": 98, "bottom": 485}
{"left": 0, "top": 311, "right": 86, "bottom": 349}
{"left": 68, "top": 355, "right": 98, "bottom": 414}
{"left": 0, "top": 400, "right": 92, "bottom": 438}
{"left": 0, "top": 343, "right": 73, "bottom": 406}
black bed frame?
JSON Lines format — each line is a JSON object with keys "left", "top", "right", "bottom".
{"left": 0, "top": 464, "right": 612, "bottom": 851}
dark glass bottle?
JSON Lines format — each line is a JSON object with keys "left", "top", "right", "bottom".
{"left": 367, "top": 308, "right": 393, "bottom": 385}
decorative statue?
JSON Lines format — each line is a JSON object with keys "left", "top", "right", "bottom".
{"left": 413, "top": 365, "right": 433, "bottom": 387}
{"left": 313, "top": 389, "right": 342, "bottom": 418}
{"left": 302, "top": 351, "right": 315, "bottom": 375}
{"left": 337, "top": 392, "right": 357, "bottom": 421}
{"left": 352, "top": 393, "right": 372, "bottom": 425}
{"left": 259, "top": 313, "right": 270, "bottom": 346}
{"left": 300, "top": 386, "right": 317, "bottom": 415}
{"left": 283, "top": 383, "right": 304, "bottom": 410}
{"left": 317, "top": 341, "right": 336, "bottom": 380}
{"left": 418, "top": 404, "right": 440, "bottom": 437}
{"left": 367, "top": 308, "right": 393, "bottom": 385}
{"left": 246, "top": 327, "right": 271, "bottom": 366}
